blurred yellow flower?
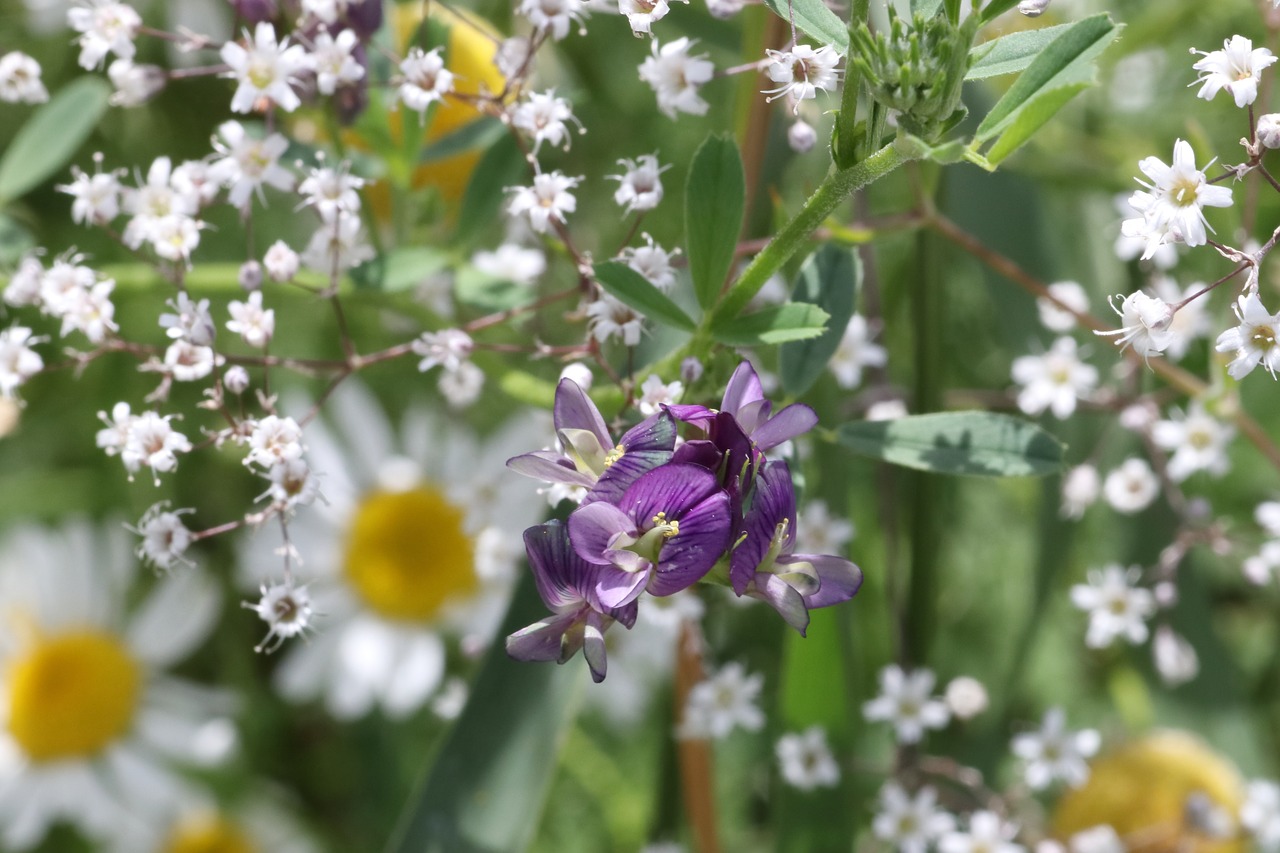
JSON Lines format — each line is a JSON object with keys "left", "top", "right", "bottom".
{"left": 1053, "top": 730, "right": 1245, "bottom": 853}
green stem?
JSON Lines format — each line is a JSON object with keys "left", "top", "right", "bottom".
{"left": 707, "top": 143, "right": 911, "bottom": 327}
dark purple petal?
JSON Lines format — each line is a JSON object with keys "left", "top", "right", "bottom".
{"left": 672, "top": 439, "right": 723, "bottom": 472}
{"left": 506, "top": 611, "right": 581, "bottom": 662}
{"left": 345, "top": 1, "right": 384, "bottom": 38}
{"left": 666, "top": 403, "right": 716, "bottom": 432}
{"left": 554, "top": 378, "right": 611, "bottom": 451}
{"left": 751, "top": 403, "right": 819, "bottom": 451}
{"left": 619, "top": 411, "right": 677, "bottom": 453}
{"left": 594, "top": 564, "right": 650, "bottom": 610}
{"left": 708, "top": 411, "right": 763, "bottom": 506}
{"left": 649, "top": 489, "right": 733, "bottom": 596}
{"left": 784, "top": 554, "right": 864, "bottom": 609}
{"left": 582, "top": 610, "right": 608, "bottom": 682}
{"left": 587, "top": 449, "right": 672, "bottom": 506}
{"left": 750, "top": 573, "right": 811, "bottom": 636}
{"left": 568, "top": 501, "right": 636, "bottom": 566}
{"left": 621, "top": 462, "right": 723, "bottom": 523}
{"left": 506, "top": 450, "right": 596, "bottom": 488}
{"left": 721, "top": 361, "right": 764, "bottom": 417}
{"left": 730, "top": 462, "right": 795, "bottom": 593}
{"left": 523, "top": 521, "right": 593, "bottom": 610}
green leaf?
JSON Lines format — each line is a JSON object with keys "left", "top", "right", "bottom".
{"left": 419, "top": 118, "right": 506, "bottom": 164}
{"left": 594, "top": 261, "right": 696, "bottom": 333}
{"left": 376, "top": 247, "right": 453, "bottom": 292}
{"left": 965, "top": 23, "right": 1073, "bottom": 80}
{"left": 761, "top": 0, "right": 849, "bottom": 51}
{"left": 710, "top": 302, "right": 830, "bottom": 347}
{"left": 973, "top": 15, "right": 1121, "bottom": 164}
{"left": 779, "top": 245, "right": 860, "bottom": 396}
{"left": 911, "top": 0, "right": 943, "bottom": 15}
{"left": 978, "top": 0, "right": 1021, "bottom": 23}
{"left": 684, "top": 135, "right": 745, "bottom": 311}
{"left": 386, "top": 571, "right": 582, "bottom": 853}
{"left": 836, "top": 412, "right": 1065, "bottom": 476}
{"left": 0, "top": 77, "right": 111, "bottom": 205}
{"left": 456, "top": 134, "right": 526, "bottom": 246}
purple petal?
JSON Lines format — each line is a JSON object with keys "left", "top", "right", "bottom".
{"left": 618, "top": 411, "right": 677, "bottom": 454}
{"left": 730, "top": 461, "right": 797, "bottom": 593}
{"left": 666, "top": 404, "right": 716, "bottom": 433}
{"left": 554, "top": 378, "right": 611, "bottom": 450}
{"left": 751, "top": 403, "right": 819, "bottom": 451}
{"left": 567, "top": 501, "right": 637, "bottom": 566}
{"left": 750, "top": 572, "right": 810, "bottom": 636}
{"left": 650, "top": 488, "right": 733, "bottom": 596}
{"left": 708, "top": 411, "right": 763, "bottom": 503}
{"left": 621, "top": 462, "right": 723, "bottom": 522}
{"left": 594, "top": 564, "right": 650, "bottom": 610}
{"left": 587, "top": 449, "right": 672, "bottom": 506}
{"left": 506, "top": 451, "right": 597, "bottom": 488}
{"left": 672, "top": 439, "right": 722, "bottom": 472}
{"left": 785, "top": 554, "right": 864, "bottom": 609}
{"left": 735, "top": 398, "right": 772, "bottom": 436}
{"left": 506, "top": 611, "right": 580, "bottom": 662}
{"left": 583, "top": 610, "right": 608, "bottom": 682}
{"left": 523, "top": 521, "right": 595, "bottom": 610}
{"left": 721, "top": 361, "right": 764, "bottom": 417}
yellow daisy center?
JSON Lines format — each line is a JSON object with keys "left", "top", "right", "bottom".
{"left": 162, "top": 814, "right": 259, "bottom": 853}
{"left": 343, "top": 487, "right": 476, "bottom": 621}
{"left": 7, "top": 630, "right": 141, "bottom": 762}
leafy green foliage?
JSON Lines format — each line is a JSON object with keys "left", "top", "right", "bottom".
{"left": 779, "top": 245, "right": 860, "bottom": 396}
{"left": 0, "top": 77, "right": 110, "bottom": 206}
{"left": 966, "top": 23, "right": 1074, "bottom": 80}
{"left": 710, "top": 303, "right": 830, "bottom": 346}
{"left": 836, "top": 412, "right": 1065, "bottom": 476}
{"left": 595, "top": 261, "right": 697, "bottom": 333}
{"left": 684, "top": 135, "right": 746, "bottom": 311}
{"left": 761, "top": 0, "right": 850, "bottom": 52}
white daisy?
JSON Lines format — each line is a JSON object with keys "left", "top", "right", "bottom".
{"left": 237, "top": 382, "right": 540, "bottom": 719}
{"left": 0, "top": 520, "right": 232, "bottom": 850}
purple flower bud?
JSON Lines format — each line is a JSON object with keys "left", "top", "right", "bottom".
{"left": 227, "top": 0, "right": 277, "bottom": 24}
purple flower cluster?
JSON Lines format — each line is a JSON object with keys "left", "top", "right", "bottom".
{"left": 505, "top": 362, "right": 864, "bottom": 681}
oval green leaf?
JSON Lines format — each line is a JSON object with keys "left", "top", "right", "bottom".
{"left": 594, "top": 260, "right": 696, "bottom": 333}
{"left": 836, "top": 411, "right": 1065, "bottom": 477}
{"left": 684, "top": 135, "right": 745, "bottom": 311}
{"left": 0, "top": 77, "right": 111, "bottom": 205}
{"left": 711, "top": 302, "right": 830, "bottom": 347}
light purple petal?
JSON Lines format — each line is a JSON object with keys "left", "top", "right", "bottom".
{"left": 666, "top": 404, "right": 716, "bottom": 432}
{"left": 506, "top": 450, "right": 597, "bottom": 488}
{"left": 568, "top": 501, "right": 637, "bottom": 566}
{"left": 594, "top": 564, "right": 650, "bottom": 610}
{"left": 582, "top": 610, "right": 608, "bottom": 682}
{"left": 554, "top": 378, "right": 611, "bottom": 450}
{"left": 784, "top": 553, "right": 864, "bottom": 609}
{"left": 506, "top": 611, "right": 580, "bottom": 662}
{"left": 721, "top": 361, "right": 764, "bottom": 417}
{"left": 751, "top": 403, "right": 819, "bottom": 450}
{"left": 730, "top": 461, "right": 796, "bottom": 593}
{"left": 735, "top": 398, "right": 772, "bottom": 436}
{"left": 751, "top": 572, "right": 810, "bottom": 635}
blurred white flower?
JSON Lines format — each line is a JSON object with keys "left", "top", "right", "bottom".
{"left": 263, "top": 239, "right": 300, "bottom": 282}
{"left": 610, "top": 153, "right": 667, "bottom": 213}
{"left": 1243, "top": 780, "right": 1280, "bottom": 853}
{"left": 1192, "top": 35, "right": 1276, "bottom": 108}
{"left": 68, "top": 0, "right": 141, "bottom": 69}
{"left": 872, "top": 783, "right": 955, "bottom": 853}
{"left": 623, "top": 234, "right": 678, "bottom": 291}
{"left": 1102, "top": 458, "right": 1159, "bottom": 514}
{"left": 307, "top": 27, "right": 364, "bottom": 95}
{"left": 512, "top": 90, "right": 578, "bottom": 152}
{"left": 640, "top": 38, "right": 714, "bottom": 118}
{"left": 1061, "top": 464, "right": 1100, "bottom": 520}
{"left": 1011, "top": 337, "right": 1097, "bottom": 419}
{"left": 586, "top": 294, "right": 644, "bottom": 346}
{"left": 1151, "top": 402, "right": 1234, "bottom": 481}
{"left": 1071, "top": 565, "right": 1154, "bottom": 648}
{"left": 1037, "top": 281, "right": 1089, "bottom": 333}
{"left": 1011, "top": 707, "right": 1099, "bottom": 790}
{"left": 221, "top": 22, "right": 307, "bottom": 113}
{"left": 398, "top": 47, "right": 454, "bottom": 117}
{"left": 764, "top": 45, "right": 841, "bottom": 111}
{"left": 1216, "top": 293, "right": 1280, "bottom": 380}
{"left": 939, "top": 811, "right": 1024, "bottom": 853}
{"left": 775, "top": 726, "right": 840, "bottom": 790}
{"left": 508, "top": 171, "right": 580, "bottom": 233}
{"left": 519, "top": 0, "right": 586, "bottom": 40}
{"left": 795, "top": 501, "right": 854, "bottom": 555}
{"left": 227, "top": 290, "right": 276, "bottom": 348}
{"left": 679, "top": 662, "right": 765, "bottom": 739}
{"left": 130, "top": 502, "right": 195, "bottom": 571}
{"left": 1067, "top": 825, "right": 1124, "bottom": 853}
{"left": 944, "top": 675, "right": 989, "bottom": 720}
{"left": 863, "top": 664, "right": 950, "bottom": 744}
{"left": 637, "top": 374, "right": 683, "bottom": 416}
{"left": 472, "top": 244, "right": 546, "bottom": 286}
{"left": 0, "top": 326, "right": 43, "bottom": 398}
{"left": 829, "top": 314, "right": 887, "bottom": 389}
{"left": 210, "top": 121, "right": 295, "bottom": 210}
{"left": 1152, "top": 625, "right": 1199, "bottom": 686}
{"left": 0, "top": 51, "right": 48, "bottom": 103}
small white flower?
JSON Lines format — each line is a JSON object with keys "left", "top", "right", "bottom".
{"left": 210, "top": 121, "right": 296, "bottom": 210}
{"left": 1121, "top": 139, "right": 1233, "bottom": 259}
{"left": 307, "top": 27, "right": 364, "bottom": 96}
{"left": 862, "top": 664, "right": 950, "bottom": 744}
{"left": 398, "top": 47, "right": 454, "bottom": 117}
{"left": 1259, "top": 113, "right": 1280, "bottom": 149}
{"left": 130, "top": 502, "right": 195, "bottom": 571}
{"left": 431, "top": 677, "right": 469, "bottom": 720}
{"left": 1038, "top": 281, "right": 1089, "bottom": 333}
{"left": 1216, "top": 293, "right": 1280, "bottom": 380}
{"left": 623, "top": 234, "right": 678, "bottom": 290}
{"left": 122, "top": 156, "right": 199, "bottom": 251}
{"left": 106, "top": 58, "right": 164, "bottom": 106}
{"left": 508, "top": 171, "right": 580, "bottom": 233}
{"left": 163, "top": 340, "right": 220, "bottom": 382}
{"left": 261, "top": 458, "right": 322, "bottom": 511}
{"left": 795, "top": 501, "right": 854, "bottom": 555}
{"left": 221, "top": 22, "right": 308, "bottom": 114}
{"left": 121, "top": 410, "right": 193, "bottom": 481}
{"left": 3, "top": 255, "right": 44, "bottom": 307}
{"left": 150, "top": 215, "right": 203, "bottom": 263}
{"left": 788, "top": 120, "right": 817, "bottom": 153}
{"left": 678, "top": 662, "right": 765, "bottom": 739}
{"left": 96, "top": 401, "right": 135, "bottom": 455}
{"left": 58, "top": 278, "right": 118, "bottom": 343}
{"left": 244, "top": 581, "right": 315, "bottom": 652}
{"left": 1259, "top": 501, "right": 1280, "bottom": 538}
{"left": 495, "top": 36, "right": 536, "bottom": 78}
{"left": 1011, "top": 337, "right": 1097, "bottom": 419}
{"left": 0, "top": 326, "right": 43, "bottom": 398}
{"left": 170, "top": 159, "right": 220, "bottom": 207}
{"left": 59, "top": 162, "right": 122, "bottom": 225}
{"left": 1192, "top": 35, "right": 1276, "bottom": 108}
{"left": 620, "top": 0, "right": 682, "bottom": 36}
{"left": 159, "top": 292, "right": 217, "bottom": 346}
{"left": 939, "top": 811, "right": 1024, "bottom": 853}
{"left": 438, "top": 360, "right": 485, "bottom": 409}
{"left": 775, "top": 726, "right": 840, "bottom": 791}
{"left": 1242, "top": 780, "right": 1280, "bottom": 853}
{"left": 511, "top": 90, "right": 578, "bottom": 152}
{"left": 639, "top": 37, "right": 714, "bottom": 118}
{"left": 610, "top": 153, "right": 668, "bottom": 213}
{"left": 872, "top": 783, "right": 955, "bottom": 853}
{"left": 586, "top": 294, "right": 644, "bottom": 346}
{"left": 1096, "top": 291, "right": 1175, "bottom": 357}
{"left": 472, "top": 244, "right": 546, "bottom": 286}
{"left": 1067, "top": 825, "right": 1124, "bottom": 853}
{"left": 301, "top": 214, "right": 374, "bottom": 272}
{"left": 226, "top": 290, "right": 275, "bottom": 348}
{"left": 706, "top": 0, "right": 746, "bottom": 17}
{"left": 829, "top": 314, "right": 887, "bottom": 389}
{"left": 39, "top": 257, "right": 96, "bottom": 316}
{"left": 1061, "top": 464, "right": 1101, "bottom": 520}
{"left": 298, "top": 163, "right": 365, "bottom": 223}
{"left": 224, "top": 365, "right": 251, "bottom": 395}
{"left": 518, "top": 0, "right": 586, "bottom": 40}
{"left": 1151, "top": 402, "right": 1234, "bottom": 481}
{"left": 263, "top": 239, "right": 300, "bottom": 282}
{"left": 413, "top": 329, "right": 474, "bottom": 373}
{"left": 1150, "top": 276, "right": 1209, "bottom": 361}
{"left": 1102, "top": 457, "right": 1159, "bottom": 513}
{"left": 764, "top": 45, "right": 841, "bottom": 111}
{"left": 1152, "top": 625, "right": 1199, "bottom": 686}
{"left": 0, "top": 51, "right": 49, "bottom": 103}
{"left": 943, "top": 676, "right": 988, "bottom": 720}
{"left": 245, "top": 415, "right": 305, "bottom": 468}
{"left": 1071, "top": 564, "right": 1155, "bottom": 648}
{"left": 67, "top": 0, "right": 141, "bottom": 69}
{"left": 637, "top": 374, "right": 684, "bottom": 416}
{"left": 1011, "top": 707, "right": 1100, "bottom": 790}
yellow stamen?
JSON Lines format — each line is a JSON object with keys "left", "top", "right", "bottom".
{"left": 162, "top": 814, "right": 258, "bottom": 853}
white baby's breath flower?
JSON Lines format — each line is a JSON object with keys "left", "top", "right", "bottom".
{"left": 1120, "top": 139, "right": 1233, "bottom": 259}
{"left": 263, "top": 240, "right": 300, "bottom": 282}
{"left": 96, "top": 402, "right": 135, "bottom": 456}
{"left": 0, "top": 326, "right": 43, "bottom": 398}
{"left": 775, "top": 726, "right": 840, "bottom": 790}
{"left": 511, "top": 90, "right": 578, "bottom": 152}
{"left": 610, "top": 153, "right": 668, "bottom": 213}
{"left": 307, "top": 27, "right": 364, "bottom": 96}
{"left": 1011, "top": 337, "right": 1097, "bottom": 419}
{"left": 1061, "top": 464, "right": 1100, "bottom": 520}
{"left": 1038, "top": 281, "right": 1089, "bottom": 333}
{"left": 636, "top": 374, "right": 683, "bottom": 416}
{"left": 623, "top": 234, "right": 678, "bottom": 290}
{"left": 829, "top": 314, "right": 887, "bottom": 389}
{"left": 221, "top": 22, "right": 308, "bottom": 113}
{"left": 244, "top": 581, "right": 315, "bottom": 653}
{"left": 788, "top": 120, "right": 818, "bottom": 153}
{"left": 1151, "top": 402, "right": 1234, "bottom": 481}
{"left": 763, "top": 44, "right": 841, "bottom": 111}
{"left": 939, "top": 811, "right": 1024, "bottom": 853}
{"left": 872, "top": 783, "right": 955, "bottom": 853}
{"left": 130, "top": 502, "right": 195, "bottom": 571}
{"left": 261, "top": 458, "right": 322, "bottom": 511}
{"left": 507, "top": 171, "right": 580, "bottom": 233}
{"left": 1192, "top": 35, "right": 1276, "bottom": 108}
{"left": 413, "top": 329, "right": 473, "bottom": 373}
{"left": 1011, "top": 707, "right": 1100, "bottom": 790}
{"left": 679, "top": 662, "right": 765, "bottom": 739}
{"left": 438, "top": 360, "right": 485, "bottom": 409}
{"left": 120, "top": 411, "right": 193, "bottom": 482}
{"left": 1152, "top": 625, "right": 1199, "bottom": 686}
{"left": 298, "top": 163, "right": 365, "bottom": 223}
{"left": 472, "top": 244, "right": 546, "bottom": 286}
{"left": 943, "top": 676, "right": 988, "bottom": 720}
{"left": 245, "top": 415, "right": 305, "bottom": 469}
{"left": 1102, "top": 457, "right": 1159, "bottom": 513}
{"left": 1096, "top": 291, "right": 1175, "bottom": 358}
{"left": 1216, "top": 293, "right": 1280, "bottom": 380}
{"left": 639, "top": 38, "right": 714, "bottom": 118}
{"left": 226, "top": 291, "right": 275, "bottom": 348}
{"left": 3, "top": 256, "right": 44, "bottom": 308}
{"left": 59, "top": 162, "right": 122, "bottom": 225}
{"left": 301, "top": 214, "right": 374, "bottom": 272}
{"left": 398, "top": 47, "right": 454, "bottom": 117}
{"left": 518, "top": 0, "right": 587, "bottom": 40}
{"left": 586, "top": 294, "right": 644, "bottom": 346}
{"left": 159, "top": 293, "right": 216, "bottom": 346}
{"left": 1071, "top": 564, "right": 1155, "bottom": 648}
{"left": 619, "top": 0, "right": 682, "bottom": 35}
{"left": 163, "top": 340, "right": 220, "bottom": 382}
{"left": 1242, "top": 780, "right": 1280, "bottom": 853}
{"left": 67, "top": 0, "right": 141, "bottom": 69}
{"left": 210, "top": 121, "right": 295, "bottom": 210}
{"left": 0, "top": 52, "right": 48, "bottom": 103}
{"left": 106, "top": 59, "right": 164, "bottom": 106}
{"left": 862, "top": 664, "right": 950, "bottom": 744}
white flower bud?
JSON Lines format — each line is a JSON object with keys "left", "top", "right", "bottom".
{"left": 1259, "top": 113, "right": 1280, "bottom": 149}
{"left": 263, "top": 239, "right": 299, "bottom": 282}
{"left": 224, "top": 365, "right": 250, "bottom": 394}
{"left": 681, "top": 356, "right": 704, "bottom": 385}
{"left": 1153, "top": 625, "right": 1198, "bottom": 686}
{"left": 787, "top": 120, "right": 818, "bottom": 153}
{"left": 944, "top": 676, "right": 988, "bottom": 720}
{"left": 1061, "top": 464, "right": 1100, "bottom": 519}
{"left": 239, "top": 260, "right": 263, "bottom": 292}
{"left": 1017, "top": 0, "right": 1052, "bottom": 16}
{"left": 559, "top": 362, "right": 594, "bottom": 390}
